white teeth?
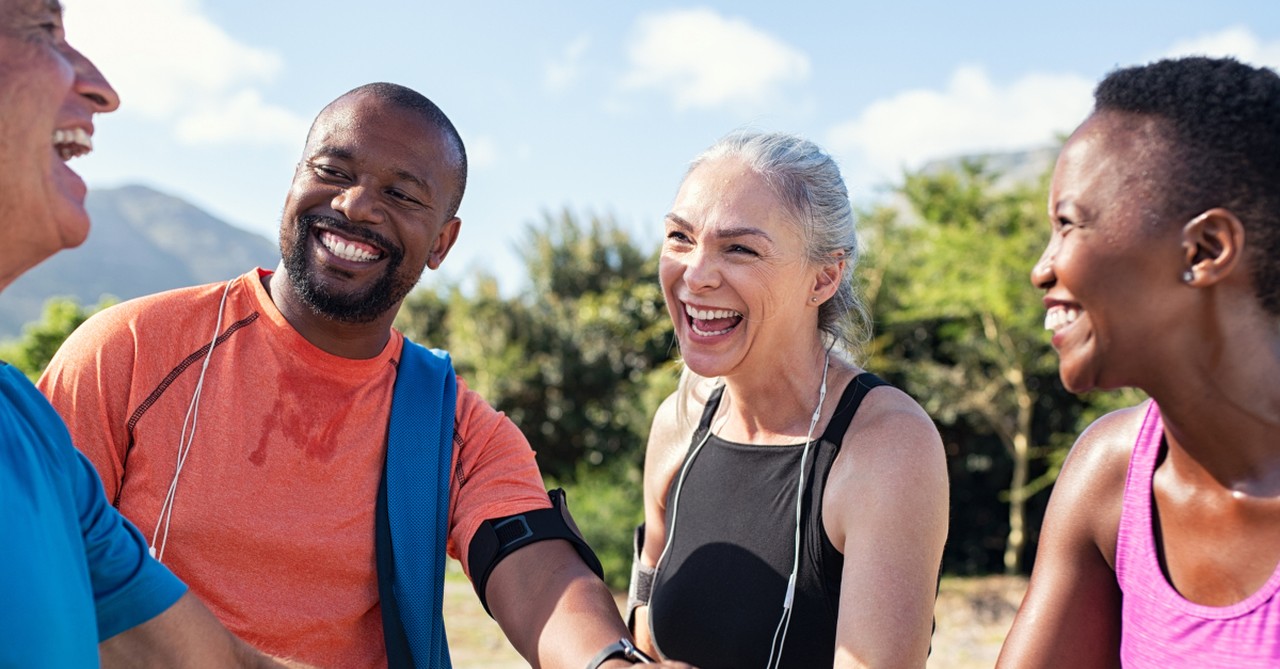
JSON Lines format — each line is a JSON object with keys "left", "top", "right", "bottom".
{"left": 684, "top": 303, "right": 742, "bottom": 336}
{"left": 691, "top": 322, "right": 735, "bottom": 336}
{"left": 320, "top": 231, "right": 381, "bottom": 262}
{"left": 52, "top": 128, "right": 93, "bottom": 160}
{"left": 684, "top": 304, "right": 743, "bottom": 321}
{"left": 1044, "top": 306, "right": 1081, "bottom": 332}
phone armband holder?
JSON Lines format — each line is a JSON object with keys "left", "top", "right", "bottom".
{"left": 467, "top": 488, "right": 604, "bottom": 616}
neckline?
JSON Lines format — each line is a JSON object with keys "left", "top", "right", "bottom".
{"left": 1132, "top": 402, "right": 1280, "bottom": 619}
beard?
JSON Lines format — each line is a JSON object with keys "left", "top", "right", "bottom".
{"left": 280, "top": 214, "right": 420, "bottom": 323}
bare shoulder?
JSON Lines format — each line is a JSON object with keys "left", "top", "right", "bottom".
{"left": 643, "top": 379, "right": 713, "bottom": 498}
{"left": 1049, "top": 401, "right": 1149, "bottom": 561}
{"left": 1065, "top": 403, "right": 1146, "bottom": 473}
{"left": 995, "top": 402, "right": 1148, "bottom": 668}
{"left": 834, "top": 382, "right": 946, "bottom": 481}
{"left": 824, "top": 381, "right": 948, "bottom": 548}
{"left": 645, "top": 390, "right": 689, "bottom": 461}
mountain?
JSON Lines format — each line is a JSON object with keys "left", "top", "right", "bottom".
{"left": 879, "top": 145, "right": 1059, "bottom": 226}
{"left": 0, "top": 185, "right": 279, "bottom": 339}
{"left": 920, "top": 145, "right": 1059, "bottom": 189}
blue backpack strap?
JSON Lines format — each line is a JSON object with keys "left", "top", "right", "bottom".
{"left": 377, "top": 340, "right": 456, "bottom": 668}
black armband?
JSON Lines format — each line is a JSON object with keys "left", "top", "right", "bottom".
{"left": 468, "top": 487, "right": 605, "bottom": 616}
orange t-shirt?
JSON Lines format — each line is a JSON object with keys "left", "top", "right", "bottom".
{"left": 39, "top": 269, "right": 551, "bottom": 668}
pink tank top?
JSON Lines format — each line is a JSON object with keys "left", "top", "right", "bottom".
{"left": 1115, "top": 402, "right": 1280, "bottom": 667}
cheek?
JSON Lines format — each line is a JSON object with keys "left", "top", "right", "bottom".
{"left": 658, "top": 256, "right": 681, "bottom": 291}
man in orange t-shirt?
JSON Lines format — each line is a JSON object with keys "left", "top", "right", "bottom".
{"left": 40, "top": 83, "right": 689, "bottom": 669}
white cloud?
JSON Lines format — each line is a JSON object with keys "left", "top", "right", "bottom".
{"left": 827, "top": 66, "right": 1093, "bottom": 191}
{"left": 174, "top": 90, "right": 309, "bottom": 145}
{"left": 63, "top": 0, "right": 305, "bottom": 146}
{"left": 544, "top": 35, "right": 592, "bottom": 92}
{"left": 1160, "top": 26, "right": 1280, "bottom": 69}
{"left": 621, "top": 8, "right": 810, "bottom": 111}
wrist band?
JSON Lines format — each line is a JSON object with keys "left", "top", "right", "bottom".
{"left": 586, "top": 638, "right": 654, "bottom": 668}
{"left": 626, "top": 523, "right": 655, "bottom": 632}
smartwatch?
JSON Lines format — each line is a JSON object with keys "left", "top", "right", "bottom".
{"left": 586, "top": 638, "right": 655, "bottom": 667}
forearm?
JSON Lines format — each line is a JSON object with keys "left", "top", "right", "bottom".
{"left": 99, "top": 593, "right": 315, "bottom": 669}
{"left": 488, "top": 540, "right": 630, "bottom": 668}
{"left": 630, "top": 604, "right": 657, "bottom": 657}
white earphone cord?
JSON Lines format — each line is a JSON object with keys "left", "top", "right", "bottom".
{"left": 650, "top": 355, "right": 829, "bottom": 669}
{"left": 150, "top": 278, "right": 233, "bottom": 561}
{"left": 765, "top": 353, "right": 828, "bottom": 669}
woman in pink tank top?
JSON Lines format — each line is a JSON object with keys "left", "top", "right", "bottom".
{"left": 996, "top": 56, "right": 1280, "bottom": 668}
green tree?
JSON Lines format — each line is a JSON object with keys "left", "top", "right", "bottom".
{"left": 864, "top": 161, "right": 1073, "bottom": 574}
{"left": 396, "top": 210, "right": 678, "bottom": 586}
{"left": 0, "top": 297, "right": 114, "bottom": 380}
{"left": 397, "top": 209, "right": 678, "bottom": 480}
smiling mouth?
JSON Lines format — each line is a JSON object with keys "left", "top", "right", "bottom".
{"left": 53, "top": 128, "right": 93, "bottom": 161}
{"left": 319, "top": 229, "right": 384, "bottom": 263}
{"left": 685, "top": 303, "right": 744, "bottom": 336}
{"left": 1044, "top": 305, "right": 1081, "bottom": 332}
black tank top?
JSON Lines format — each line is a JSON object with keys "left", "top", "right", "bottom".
{"left": 649, "top": 373, "right": 889, "bottom": 669}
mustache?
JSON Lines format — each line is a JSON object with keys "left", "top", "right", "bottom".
{"left": 297, "top": 214, "right": 402, "bottom": 260}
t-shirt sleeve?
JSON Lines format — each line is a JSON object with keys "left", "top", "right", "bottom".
{"left": 38, "top": 306, "right": 137, "bottom": 501}
{"left": 447, "top": 377, "right": 552, "bottom": 579}
{"left": 71, "top": 448, "right": 187, "bottom": 640}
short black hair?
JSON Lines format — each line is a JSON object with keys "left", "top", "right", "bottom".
{"left": 318, "top": 82, "right": 468, "bottom": 219}
{"left": 1094, "top": 57, "right": 1280, "bottom": 314}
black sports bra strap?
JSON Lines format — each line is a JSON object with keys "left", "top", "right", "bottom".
{"left": 684, "top": 384, "right": 726, "bottom": 456}
{"left": 696, "top": 384, "right": 727, "bottom": 431}
{"left": 820, "top": 373, "right": 890, "bottom": 447}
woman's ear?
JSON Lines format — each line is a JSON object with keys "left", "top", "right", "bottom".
{"left": 1181, "top": 208, "right": 1244, "bottom": 286}
{"left": 811, "top": 257, "right": 846, "bottom": 304}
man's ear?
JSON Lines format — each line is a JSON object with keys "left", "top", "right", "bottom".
{"left": 1181, "top": 208, "right": 1244, "bottom": 286}
{"left": 427, "top": 217, "right": 462, "bottom": 270}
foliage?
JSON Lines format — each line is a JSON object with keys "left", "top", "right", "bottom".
{"left": 863, "top": 160, "right": 1093, "bottom": 574}
{"left": 396, "top": 210, "right": 681, "bottom": 577}
{"left": 0, "top": 297, "right": 115, "bottom": 380}
{"left": 549, "top": 462, "right": 646, "bottom": 590}
{"left": 397, "top": 209, "right": 679, "bottom": 481}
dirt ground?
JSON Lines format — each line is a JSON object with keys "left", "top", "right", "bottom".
{"left": 443, "top": 564, "right": 1028, "bottom": 668}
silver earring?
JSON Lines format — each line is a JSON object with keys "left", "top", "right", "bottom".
{"left": 1182, "top": 269, "right": 1194, "bottom": 283}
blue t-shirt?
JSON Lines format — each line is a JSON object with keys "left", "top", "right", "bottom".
{"left": 0, "top": 362, "right": 187, "bottom": 667}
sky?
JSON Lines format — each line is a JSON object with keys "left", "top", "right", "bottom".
{"left": 60, "top": 0, "right": 1280, "bottom": 293}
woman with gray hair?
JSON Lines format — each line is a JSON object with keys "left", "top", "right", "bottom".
{"left": 627, "top": 131, "right": 948, "bottom": 668}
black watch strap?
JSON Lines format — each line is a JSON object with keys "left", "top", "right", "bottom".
{"left": 586, "top": 638, "right": 653, "bottom": 668}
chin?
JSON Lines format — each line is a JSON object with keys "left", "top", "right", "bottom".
{"left": 677, "top": 347, "right": 734, "bottom": 381}
{"left": 1058, "top": 375, "right": 1095, "bottom": 395}
{"left": 51, "top": 208, "right": 92, "bottom": 252}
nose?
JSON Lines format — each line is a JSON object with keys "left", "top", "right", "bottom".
{"left": 66, "top": 44, "right": 120, "bottom": 114}
{"left": 682, "top": 246, "right": 720, "bottom": 293}
{"left": 332, "top": 183, "right": 385, "bottom": 225}
{"left": 1030, "top": 241, "right": 1057, "bottom": 290}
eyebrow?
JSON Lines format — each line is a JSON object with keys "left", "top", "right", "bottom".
{"left": 665, "top": 213, "right": 774, "bottom": 242}
{"left": 44, "top": 0, "right": 63, "bottom": 13}
{"left": 311, "top": 146, "right": 355, "bottom": 162}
